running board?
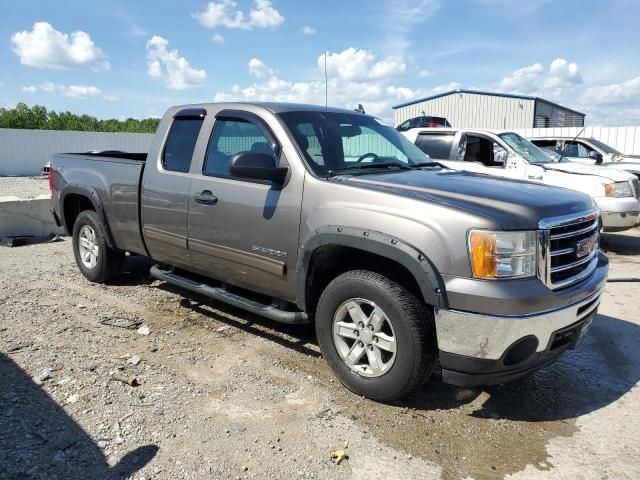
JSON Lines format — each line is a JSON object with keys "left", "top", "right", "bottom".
{"left": 150, "top": 265, "right": 309, "bottom": 324}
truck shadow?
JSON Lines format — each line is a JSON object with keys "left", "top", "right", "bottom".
{"left": 406, "top": 313, "right": 640, "bottom": 422}
{"left": 157, "top": 284, "right": 320, "bottom": 359}
{"left": 601, "top": 231, "right": 640, "bottom": 255}
{"left": 0, "top": 353, "right": 158, "bottom": 479}
{"left": 164, "top": 282, "right": 639, "bottom": 423}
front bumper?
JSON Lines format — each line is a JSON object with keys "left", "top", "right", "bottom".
{"left": 435, "top": 277, "right": 606, "bottom": 387}
{"left": 593, "top": 196, "right": 640, "bottom": 231}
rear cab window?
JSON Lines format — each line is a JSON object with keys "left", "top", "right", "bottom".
{"left": 415, "top": 133, "right": 455, "bottom": 159}
{"left": 162, "top": 117, "right": 204, "bottom": 173}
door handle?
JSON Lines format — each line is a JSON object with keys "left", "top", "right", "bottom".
{"left": 194, "top": 190, "right": 218, "bottom": 205}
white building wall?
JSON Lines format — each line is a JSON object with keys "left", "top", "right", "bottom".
{"left": 515, "top": 126, "right": 640, "bottom": 156}
{"left": 393, "top": 93, "right": 535, "bottom": 129}
{"left": 0, "top": 129, "right": 154, "bottom": 176}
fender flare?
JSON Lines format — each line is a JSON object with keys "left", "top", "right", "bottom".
{"left": 59, "top": 185, "right": 117, "bottom": 250}
{"left": 296, "top": 226, "right": 447, "bottom": 311}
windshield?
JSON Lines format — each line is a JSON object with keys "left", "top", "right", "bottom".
{"left": 587, "top": 138, "right": 622, "bottom": 155}
{"left": 499, "top": 132, "right": 555, "bottom": 164}
{"left": 278, "top": 111, "right": 436, "bottom": 175}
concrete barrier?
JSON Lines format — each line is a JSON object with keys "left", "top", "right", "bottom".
{"left": 0, "top": 194, "right": 64, "bottom": 238}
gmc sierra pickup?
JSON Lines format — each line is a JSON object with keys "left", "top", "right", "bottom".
{"left": 50, "top": 102, "right": 608, "bottom": 401}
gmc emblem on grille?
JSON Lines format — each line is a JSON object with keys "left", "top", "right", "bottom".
{"left": 576, "top": 234, "right": 598, "bottom": 258}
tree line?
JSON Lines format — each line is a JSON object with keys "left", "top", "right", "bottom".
{"left": 0, "top": 103, "right": 160, "bottom": 133}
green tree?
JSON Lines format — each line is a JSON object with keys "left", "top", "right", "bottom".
{"left": 0, "top": 103, "right": 160, "bottom": 133}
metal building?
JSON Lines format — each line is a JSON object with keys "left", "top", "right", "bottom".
{"left": 392, "top": 89, "right": 585, "bottom": 129}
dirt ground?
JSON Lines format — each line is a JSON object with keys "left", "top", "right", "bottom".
{"left": 1, "top": 229, "right": 639, "bottom": 480}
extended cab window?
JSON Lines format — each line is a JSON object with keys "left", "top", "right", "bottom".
{"left": 204, "top": 119, "right": 276, "bottom": 177}
{"left": 415, "top": 134, "right": 454, "bottom": 159}
{"left": 162, "top": 118, "right": 204, "bottom": 173}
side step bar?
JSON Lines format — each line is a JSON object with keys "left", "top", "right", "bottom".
{"left": 150, "top": 265, "right": 309, "bottom": 324}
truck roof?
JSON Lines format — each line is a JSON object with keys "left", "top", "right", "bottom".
{"left": 169, "top": 101, "right": 369, "bottom": 116}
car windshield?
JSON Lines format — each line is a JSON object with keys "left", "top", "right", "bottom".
{"left": 499, "top": 132, "right": 554, "bottom": 164}
{"left": 278, "top": 110, "right": 437, "bottom": 176}
{"left": 587, "top": 138, "right": 622, "bottom": 155}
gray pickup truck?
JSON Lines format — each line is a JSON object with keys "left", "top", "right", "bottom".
{"left": 50, "top": 102, "right": 608, "bottom": 401}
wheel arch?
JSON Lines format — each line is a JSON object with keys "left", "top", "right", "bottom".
{"left": 60, "top": 186, "right": 117, "bottom": 250}
{"left": 296, "top": 226, "right": 447, "bottom": 316}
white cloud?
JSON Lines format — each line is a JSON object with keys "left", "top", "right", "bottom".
{"left": 212, "top": 33, "right": 226, "bottom": 43}
{"left": 214, "top": 47, "right": 442, "bottom": 120}
{"left": 546, "top": 58, "right": 583, "bottom": 89}
{"left": 497, "top": 63, "right": 544, "bottom": 94}
{"left": 62, "top": 85, "right": 102, "bottom": 98}
{"left": 321, "top": 48, "right": 406, "bottom": 82}
{"left": 301, "top": 25, "right": 316, "bottom": 35}
{"left": 193, "top": 0, "right": 284, "bottom": 30}
{"left": 40, "top": 81, "right": 56, "bottom": 93}
{"left": 580, "top": 76, "right": 640, "bottom": 106}
{"left": 418, "top": 69, "right": 432, "bottom": 78}
{"left": 11, "top": 22, "right": 109, "bottom": 70}
{"left": 497, "top": 58, "right": 582, "bottom": 98}
{"left": 20, "top": 82, "right": 103, "bottom": 99}
{"left": 146, "top": 36, "right": 207, "bottom": 90}
{"left": 248, "top": 58, "right": 274, "bottom": 78}
{"left": 577, "top": 76, "right": 640, "bottom": 125}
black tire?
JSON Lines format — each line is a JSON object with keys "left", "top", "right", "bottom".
{"left": 72, "top": 210, "right": 124, "bottom": 283}
{"left": 315, "top": 270, "right": 437, "bottom": 402}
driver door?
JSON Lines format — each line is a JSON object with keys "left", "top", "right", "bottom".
{"left": 187, "top": 113, "right": 303, "bottom": 300}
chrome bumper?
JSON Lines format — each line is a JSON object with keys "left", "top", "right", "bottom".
{"left": 594, "top": 196, "right": 640, "bottom": 230}
{"left": 434, "top": 288, "right": 603, "bottom": 360}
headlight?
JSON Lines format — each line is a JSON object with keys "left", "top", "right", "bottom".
{"left": 468, "top": 230, "right": 537, "bottom": 279}
{"left": 605, "top": 181, "right": 632, "bottom": 197}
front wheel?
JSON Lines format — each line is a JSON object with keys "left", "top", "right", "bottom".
{"left": 315, "top": 270, "right": 437, "bottom": 402}
{"left": 72, "top": 210, "right": 124, "bottom": 283}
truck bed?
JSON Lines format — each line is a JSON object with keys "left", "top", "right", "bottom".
{"left": 52, "top": 152, "right": 148, "bottom": 255}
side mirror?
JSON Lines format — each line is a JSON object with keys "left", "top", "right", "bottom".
{"left": 589, "top": 151, "right": 603, "bottom": 164}
{"left": 493, "top": 149, "right": 507, "bottom": 165}
{"left": 230, "top": 152, "right": 288, "bottom": 185}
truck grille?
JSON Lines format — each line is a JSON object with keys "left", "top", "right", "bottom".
{"left": 538, "top": 208, "right": 600, "bottom": 290}
{"left": 632, "top": 178, "right": 640, "bottom": 199}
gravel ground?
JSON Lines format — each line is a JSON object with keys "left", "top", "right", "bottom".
{"left": 0, "top": 229, "right": 639, "bottom": 480}
{"left": 0, "top": 176, "right": 50, "bottom": 199}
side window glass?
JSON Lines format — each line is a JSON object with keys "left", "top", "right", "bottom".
{"left": 563, "top": 142, "right": 579, "bottom": 157}
{"left": 415, "top": 134, "right": 454, "bottom": 159}
{"left": 576, "top": 142, "right": 593, "bottom": 158}
{"left": 162, "top": 118, "right": 204, "bottom": 173}
{"left": 204, "top": 119, "right": 275, "bottom": 177}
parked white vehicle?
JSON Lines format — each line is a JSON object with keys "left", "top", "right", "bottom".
{"left": 529, "top": 136, "right": 640, "bottom": 179}
{"left": 403, "top": 128, "right": 640, "bottom": 232}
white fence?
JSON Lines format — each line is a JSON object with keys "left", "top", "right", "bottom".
{"left": 0, "top": 128, "right": 154, "bottom": 176}
{"left": 514, "top": 126, "right": 640, "bottom": 155}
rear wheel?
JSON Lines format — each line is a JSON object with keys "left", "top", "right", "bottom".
{"left": 72, "top": 210, "right": 124, "bottom": 282}
{"left": 315, "top": 270, "right": 437, "bottom": 402}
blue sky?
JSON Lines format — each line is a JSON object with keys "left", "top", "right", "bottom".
{"left": 1, "top": 0, "right": 639, "bottom": 124}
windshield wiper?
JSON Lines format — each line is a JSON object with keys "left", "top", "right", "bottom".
{"left": 327, "top": 162, "right": 417, "bottom": 176}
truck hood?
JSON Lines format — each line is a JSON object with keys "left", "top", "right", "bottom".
{"left": 542, "top": 162, "right": 633, "bottom": 181}
{"left": 336, "top": 169, "right": 594, "bottom": 230}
